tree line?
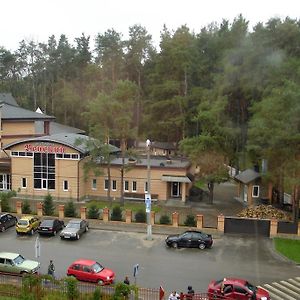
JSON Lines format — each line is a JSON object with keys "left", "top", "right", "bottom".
{"left": 0, "top": 15, "right": 299, "bottom": 217}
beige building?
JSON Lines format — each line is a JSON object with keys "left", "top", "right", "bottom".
{"left": 0, "top": 93, "right": 193, "bottom": 202}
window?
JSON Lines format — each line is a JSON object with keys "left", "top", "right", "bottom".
{"left": 92, "top": 179, "right": 97, "bottom": 190}
{"left": 124, "top": 180, "right": 129, "bottom": 192}
{"left": 252, "top": 185, "right": 260, "bottom": 198}
{"left": 234, "top": 286, "right": 247, "bottom": 294}
{"left": 144, "top": 182, "right": 148, "bottom": 193}
{"left": 63, "top": 180, "right": 68, "bottom": 191}
{"left": 112, "top": 180, "right": 117, "bottom": 191}
{"left": 34, "top": 153, "right": 55, "bottom": 190}
{"left": 21, "top": 178, "right": 27, "bottom": 188}
{"left": 132, "top": 181, "right": 137, "bottom": 192}
{"left": 104, "top": 179, "right": 109, "bottom": 190}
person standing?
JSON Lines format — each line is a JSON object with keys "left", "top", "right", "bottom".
{"left": 47, "top": 260, "right": 55, "bottom": 278}
{"left": 187, "top": 285, "right": 195, "bottom": 299}
{"left": 124, "top": 276, "right": 130, "bottom": 285}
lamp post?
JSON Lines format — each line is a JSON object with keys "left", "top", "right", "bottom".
{"left": 145, "top": 139, "right": 152, "bottom": 240}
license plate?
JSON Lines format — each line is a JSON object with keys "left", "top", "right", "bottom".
{"left": 42, "top": 228, "right": 47, "bottom": 231}
{"left": 64, "top": 236, "right": 70, "bottom": 239}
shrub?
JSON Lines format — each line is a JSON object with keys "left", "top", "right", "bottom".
{"left": 184, "top": 214, "right": 196, "bottom": 227}
{"left": 92, "top": 287, "right": 102, "bottom": 300}
{"left": 64, "top": 201, "right": 76, "bottom": 218}
{"left": 135, "top": 209, "right": 146, "bottom": 223}
{"left": 88, "top": 204, "right": 99, "bottom": 219}
{"left": 111, "top": 206, "right": 122, "bottom": 221}
{"left": 43, "top": 194, "right": 54, "bottom": 216}
{"left": 159, "top": 214, "right": 171, "bottom": 225}
{"left": 0, "top": 190, "right": 16, "bottom": 212}
{"left": 65, "top": 277, "right": 79, "bottom": 300}
{"left": 22, "top": 200, "right": 31, "bottom": 214}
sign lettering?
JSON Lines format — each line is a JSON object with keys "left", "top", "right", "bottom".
{"left": 24, "top": 144, "right": 66, "bottom": 153}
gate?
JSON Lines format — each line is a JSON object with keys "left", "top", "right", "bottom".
{"left": 277, "top": 221, "right": 298, "bottom": 234}
{"left": 224, "top": 217, "right": 270, "bottom": 237}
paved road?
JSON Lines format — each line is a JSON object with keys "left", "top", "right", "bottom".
{"left": 0, "top": 227, "right": 299, "bottom": 294}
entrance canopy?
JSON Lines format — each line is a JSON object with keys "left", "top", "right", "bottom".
{"left": 161, "top": 175, "right": 191, "bottom": 183}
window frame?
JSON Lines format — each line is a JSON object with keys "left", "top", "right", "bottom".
{"left": 21, "top": 177, "right": 27, "bottom": 189}
{"left": 63, "top": 180, "right": 69, "bottom": 191}
{"left": 92, "top": 178, "right": 97, "bottom": 190}
{"left": 252, "top": 185, "right": 260, "bottom": 198}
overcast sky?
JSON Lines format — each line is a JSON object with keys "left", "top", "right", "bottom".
{"left": 1, "top": 0, "right": 299, "bottom": 51}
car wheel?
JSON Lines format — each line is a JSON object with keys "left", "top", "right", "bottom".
{"left": 172, "top": 242, "right": 178, "bottom": 249}
{"left": 60, "top": 236, "right": 64, "bottom": 240}
{"left": 76, "top": 234, "right": 80, "bottom": 240}
{"left": 199, "top": 243, "right": 206, "bottom": 250}
{"left": 97, "top": 279, "right": 103, "bottom": 285}
{"left": 1, "top": 226, "right": 5, "bottom": 232}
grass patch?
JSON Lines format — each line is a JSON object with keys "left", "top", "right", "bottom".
{"left": 274, "top": 238, "right": 300, "bottom": 263}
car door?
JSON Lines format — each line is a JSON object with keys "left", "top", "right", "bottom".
{"left": 80, "top": 221, "right": 85, "bottom": 235}
{"left": 179, "top": 232, "right": 193, "bottom": 247}
{"left": 233, "top": 285, "right": 250, "bottom": 300}
{"left": 1, "top": 215, "right": 8, "bottom": 229}
{"left": 7, "top": 214, "right": 15, "bottom": 228}
{"left": 33, "top": 217, "right": 40, "bottom": 230}
{"left": 191, "top": 232, "right": 202, "bottom": 248}
{"left": 82, "top": 265, "right": 94, "bottom": 282}
{"left": 71, "top": 264, "right": 83, "bottom": 280}
{"left": 0, "top": 258, "right": 6, "bottom": 272}
{"left": 5, "top": 259, "right": 16, "bottom": 273}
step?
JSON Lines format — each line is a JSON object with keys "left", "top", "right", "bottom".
{"left": 263, "top": 284, "right": 296, "bottom": 300}
{"left": 272, "top": 282, "right": 300, "bottom": 298}
{"left": 280, "top": 280, "right": 300, "bottom": 294}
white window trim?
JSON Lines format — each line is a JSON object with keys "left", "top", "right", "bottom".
{"left": 21, "top": 178, "right": 27, "bottom": 189}
{"left": 92, "top": 179, "right": 97, "bottom": 190}
{"left": 132, "top": 181, "right": 137, "bottom": 192}
{"left": 144, "top": 182, "right": 148, "bottom": 193}
{"left": 112, "top": 180, "right": 117, "bottom": 191}
{"left": 252, "top": 185, "right": 260, "bottom": 198}
{"left": 63, "top": 180, "right": 69, "bottom": 191}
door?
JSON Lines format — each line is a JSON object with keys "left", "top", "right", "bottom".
{"left": 243, "top": 185, "right": 248, "bottom": 202}
{"left": 171, "top": 182, "right": 180, "bottom": 197}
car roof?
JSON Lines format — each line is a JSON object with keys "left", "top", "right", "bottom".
{"left": 223, "top": 278, "right": 247, "bottom": 285}
{"left": 0, "top": 213, "right": 11, "bottom": 218}
{"left": 0, "top": 252, "right": 20, "bottom": 259}
{"left": 71, "top": 259, "right": 96, "bottom": 266}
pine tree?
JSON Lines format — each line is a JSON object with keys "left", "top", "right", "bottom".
{"left": 43, "top": 193, "right": 55, "bottom": 216}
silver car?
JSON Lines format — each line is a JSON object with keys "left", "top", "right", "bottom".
{"left": 60, "top": 219, "right": 89, "bottom": 240}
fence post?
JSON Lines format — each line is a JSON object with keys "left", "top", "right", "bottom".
{"left": 37, "top": 202, "right": 43, "bottom": 217}
{"left": 58, "top": 205, "right": 65, "bottom": 220}
{"left": 172, "top": 212, "right": 179, "bottom": 227}
{"left": 217, "top": 214, "right": 225, "bottom": 233}
{"left": 125, "top": 209, "right": 132, "bottom": 224}
{"left": 196, "top": 214, "right": 203, "bottom": 229}
{"left": 16, "top": 201, "right": 22, "bottom": 216}
{"left": 103, "top": 207, "right": 109, "bottom": 222}
{"left": 80, "top": 206, "right": 87, "bottom": 220}
{"left": 270, "top": 218, "right": 278, "bottom": 237}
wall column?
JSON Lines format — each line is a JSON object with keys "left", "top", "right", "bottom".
{"left": 37, "top": 202, "right": 43, "bottom": 217}
{"left": 297, "top": 222, "right": 300, "bottom": 237}
{"left": 196, "top": 214, "right": 203, "bottom": 229}
{"left": 125, "top": 210, "right": 132, "bottom": 224}
{"left": 217, "top": 214, "right": 225, "bottom": 233}
{"left": 16, "top": 201, "right": 22, "bottom": 216}
{"left": 172, "top": 212, "right": 179, "bottom": 227}
{"left": 103, "top": 207, "right": 109, "bottom": 222}
{"left": 58, "top": 205, "right": 65, "bottom": 220}
{"left": 270, "top": 219, "right": 278, "bottom": 237}
{"left": 80, "top": 207, "right": 87, "bottom": 220}
{"left": 181, "top": 183, "right": 186, "bottom": 202}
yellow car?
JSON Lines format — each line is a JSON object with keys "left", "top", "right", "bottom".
{"left": 16, "top": 215, "right": 40, "bottom": 235}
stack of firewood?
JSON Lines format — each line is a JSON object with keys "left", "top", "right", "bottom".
{"left": 237, "top": 205, "right": 292, "bottom": 220}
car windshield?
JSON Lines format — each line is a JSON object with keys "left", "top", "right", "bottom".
{"left": 13, "top": 255, "right": 25, "bottom": 265}
{"left": 18, "top": 220, "right": 29, "bottom": 226}
{"left": 245, "top": 281, "right": 257, "bottom": 292}
{"left": 41, "top": 220, "right": 53, "bottom": 226}
{"left": 66, "top": 222, "right": 80, "bottom": 229}
{"left": 92, "top": 262, "right": 104, "bottom": 273}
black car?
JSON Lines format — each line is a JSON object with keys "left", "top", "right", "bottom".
{"left": 38, "top": 218, "right": 64, "bottom": 236}
{"left": 0, "top": 213, "right": 17, "bottom": 232}
{"left": 165, "top": 230, "right": 213, "bottom": 249}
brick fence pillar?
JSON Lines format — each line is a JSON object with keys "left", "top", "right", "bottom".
{"left": 297, "top": 222, "right": 300, "bottom": 237}
{"left": 151, "top": 211, "right": 155, "bottom": 225}
{"left": 80, "top": 206, "right": 87, "bottom": 220}
{"left": 217, "top": 214, "right": 225, "bottom": 233}
{"left": 58, "top": 205, "right": 65, "bottom": 220}
{"left": 196, "top": 214, "right": 203, "bottom": 229}
{"left": 270, "top": 219, "right": 278, "bottom": 237}
{"left": 37, "top": 202, "right": 43, "bottom": 217}
{"left": 172, "top": 212, "right": 179, "bottom": 227}
{"left": 103, "top": 207, "right": 109, "bottom": 222}
{"left": 125, "top": 210, "right": 132, "bottom": 224}
{"left": 16, "top": 201, "right": 22, "bottom": 215}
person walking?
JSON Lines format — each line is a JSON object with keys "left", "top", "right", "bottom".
{"left": 124, "top": 275, "right": 130, "bottom": 285}
{"left": 47, "top": 260, "right": 55, "bottom": 278}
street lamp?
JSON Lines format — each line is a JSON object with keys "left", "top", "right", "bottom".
{"left": 145, "top": 139, "right": 152, "bottom": 240}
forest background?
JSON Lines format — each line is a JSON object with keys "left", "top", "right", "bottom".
{"left": 0, "top": 15, "right": 299, "bottom": 216}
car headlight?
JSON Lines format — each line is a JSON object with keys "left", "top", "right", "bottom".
{"left": 106, "top": 276, "right": 110, "bottom": 280}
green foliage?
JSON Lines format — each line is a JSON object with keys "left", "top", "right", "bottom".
{"left": 111, "top": 206, "right": 122, "bottom": 221}
{"left": 22, "top": 200, "right": 31, "bottom": 214}
{"left": 65, "top": 277, "right": 79, "bottom": 300}
{"left": 159, "top": 214, "right": 171, "bottom": 225}
{"left": 184, "top": 214, "right": 196, "bottom": 227}
{"left": 64, "top": 201, "right": 77, "bottom": 218}
{"left": 92, "top": 287, "right": 102, "bottom": 300}
{"left": 43, "top": 194, "right": 55, "bottom": 216}
{"left": 274, "top": 238, "right": 300, "bottom": 263}
{"left": 135, "top": 209, "right": 146, "bottom": 223}
{"left": 113, "top": 282, "right": 132, "bottom": 300}
{"left": 87, "top": 204, "right": 100, "bottom": 219}
{"left": 0, "top": 191, "right": 16, "bottom": 212}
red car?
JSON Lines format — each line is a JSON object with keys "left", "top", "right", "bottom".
{"left": 67, "top": 259, "right": 115, "bottom": 285}
{"left": 207, "top": 278, "right": 270, "bottom": 300}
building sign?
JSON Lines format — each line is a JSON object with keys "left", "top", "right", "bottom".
{"left": 24, "top": 144, "right": 66, "bottom": 153}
